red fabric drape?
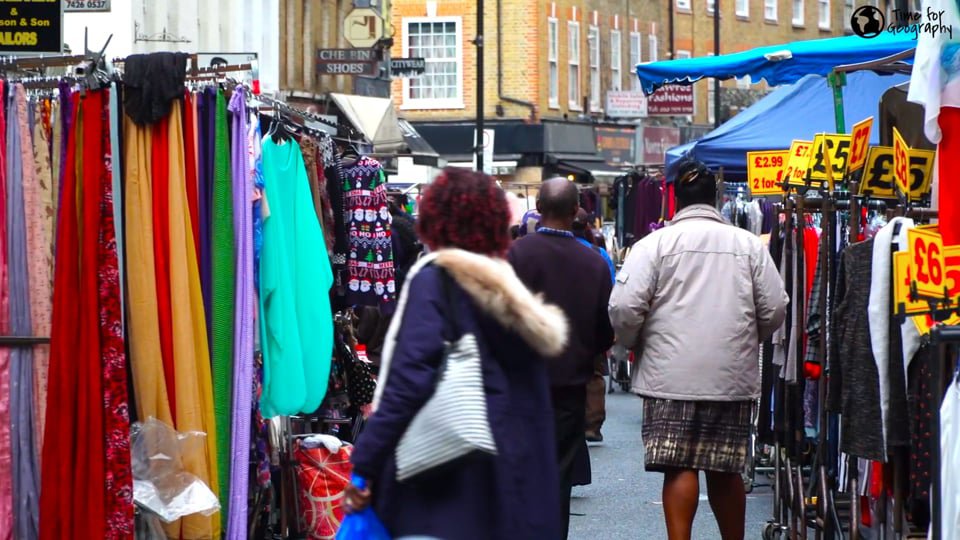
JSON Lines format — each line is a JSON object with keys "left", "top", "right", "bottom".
{"left": 183, "top": 91, "right": 200, "bottom": 258}
{"left": 938, "top": 107, "right": 960, "bottom": 246}
{"left": 39, "top": 96, "right": 81, "bottom": 540}
{"left": 152, "top": 115, "right": 176, "bottom": 416}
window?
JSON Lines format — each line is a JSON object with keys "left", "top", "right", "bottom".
{"left": 736, "top": 0, "right": 749, "bottom": 17}
{"left": 548, "top": 18, "right": 559, "bottom": 107}
{"left": 819, "top": 0, "right": 830, "bottom": 28}
{"left": 707, "top": 0, "right": 716, "bottom": 13}
{"left": 793, "top": 0, "right": 804, "bottom": 25}
{"left": 611, "top": 30, "right": 622, "bottom": 91}
{"left": 569, "top": 21, "right": 581, "bottom": 109}
{"left": 649, "top": 34, "right": 658, "bottom": 62}
{"left": 737, "top": 74, "right": 752, "bottom": 89}
{"left": 403, "top": 18, "right": 463, "bottom": 109}
{"left": 765, "top": 0, "right": 777, "bottom": 20}
{"left": 588, "top": 25, "right": 600, "bottom": 110}
{"left": 844, "top": 0, "right": 853, "bottom": 30}
{"left": 629, "top": 32, "right": 641, "bottom": 90}
{"left": 677, "top": 0, "right": 691, "bottom": 10}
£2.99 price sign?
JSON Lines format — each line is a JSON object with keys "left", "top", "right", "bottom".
{"left": 847, "top": 116, "right": 874, "bottom": 173}
{"left": 783, "top": 140, "right": 814, "bottom": 188}
{"left": 908, "top": 227, "right": 947, "bottom": 299}
{"left": 747, "top": 150, "right": 788, "bottom": 196}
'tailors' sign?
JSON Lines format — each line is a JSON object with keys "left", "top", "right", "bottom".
{"left": 0, "top": 0, "right": 62, "bottom": 53}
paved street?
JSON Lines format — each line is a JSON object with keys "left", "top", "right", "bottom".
{"left": 570, "top": 388, "right": 775, "bottom": 539}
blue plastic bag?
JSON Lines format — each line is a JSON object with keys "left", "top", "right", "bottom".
{"left": 336, "top": 475, "right": 391, "bottom": 540}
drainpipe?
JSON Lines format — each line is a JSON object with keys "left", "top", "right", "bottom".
{"left": 497, "top": 0, "right": 538, "bottom": 121}
{"left": 669, "top": 0, "right": 675, "bottom": 59}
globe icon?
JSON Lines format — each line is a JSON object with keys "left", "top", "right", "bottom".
{"left": 851, "top": 5, "right": 885, "bottom": 38}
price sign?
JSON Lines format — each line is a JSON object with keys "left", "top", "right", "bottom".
{"left": 747, "top": 150, "right": 789, "bottom": 196}
{"left": 859, "top": 146, "right": 897, "bottom": 199}
{"left": 907, "top": 148, "right": 936, "bottom": 199}
{"left": 908, "top": 227, "right": 947, "bottom": 299}
{"left": 894, "top": 251, "right": 927, "bottom": 315}
{"left": 848, "top": 116, "right": 874, "bottom": 173}
{"left": 897, "top": 246, "right": 960, "bottom": 334}
{"left": 893, "top": 127, "right": 910, "bottom": 197}
{"left": 807, "top": 133, "right": 852, "bottom": 185}
{"left": 784, "top": 140, "right": 814, "bottom": 188}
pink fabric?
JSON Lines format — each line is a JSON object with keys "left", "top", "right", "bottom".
{"left": 0, "top": 79, "right": 13, "bottom": 540}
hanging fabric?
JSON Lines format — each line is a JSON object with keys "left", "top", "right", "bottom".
{"left": 341, "top": 156, "right": 396, "bottom": 309}
{"left": 0, "top": 79, "right": 13, "bottom": 540}
{"left": 152, "top": 106, "right": 177, "bottom": 416}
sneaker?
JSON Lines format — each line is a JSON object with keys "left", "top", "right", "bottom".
{"left": 585, "top": 431, "right": 603, "bottom": 443}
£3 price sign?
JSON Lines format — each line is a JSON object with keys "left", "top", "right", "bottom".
{"left": 908, "top": 227, "right": 947, "bottom": 299}
{"left": 893, "top": 127, "right": 911, "bottom": 198}
{"left": 848, "top": 117, "right": 874, "bottom": 174}
{"left": 784, "top": 140, "right": 814, "bottom": 188}
{"left": 747, "top": 150, "right": 789, "bottom": 196}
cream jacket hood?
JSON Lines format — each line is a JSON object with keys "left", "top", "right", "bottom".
{"left": 608, "top": 204, "right": 789, "bottom": 401}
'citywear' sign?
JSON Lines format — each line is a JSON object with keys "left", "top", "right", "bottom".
{"left": 390, "top": 57, "right": 426, "bottom": 77}
{"left": 0, "top": 0, "right": 62, "bottom": 53}
{"left": 596, "top": 127, "right": 636, "bottom": 165}
{"left": 317, "top": 48, "right": 378, "bottom": 76}
{"left": 65, "top": 0, "right": 109, "bottom": 11}
{"left": 638, "top": 126, "right": 680, "bottom": 164}
{"left": 646, "top": 85, "right": 694, "bottom": 116}
{"left": 605, "top": 91, "right": 648, "bottom": 118}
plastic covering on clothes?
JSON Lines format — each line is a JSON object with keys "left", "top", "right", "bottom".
{"left": 295, "top": 436, "right": 354, "bottom": 539}
{"left": 131, "top": 418, "right": 220, "bottom": 524}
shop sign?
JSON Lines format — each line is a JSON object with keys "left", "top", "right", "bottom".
{"left": 646, "top": 85, "right": 694, "bottom": 116}
{"left": 317, "top": 48, "right": 378, "bottom": 76}
{"left": 639, "top": 126, "right": 680, "bottom": 164}
{"left": 390, "top": 57, "right": 425, "bottom": 78}
{"left": 0, "top": 0, "right": 63, "bottom": 54}
{"left": 343, "top": 8, "right": 384, "bottom": 48}
{"left": 746, "top": 150, "right": 788, "bottom": 196}
{"left": 596, "top": 127, "right": 635, "bottom": 165}
{"left": 65, "top": 0, "right": 109, "bottom": 11}
{"left": 605, "top": 91, "right": 648, "bottom": 118}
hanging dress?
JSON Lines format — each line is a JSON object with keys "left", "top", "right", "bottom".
{"left": 0, "top": 79, "right": 13, "bottom": 540}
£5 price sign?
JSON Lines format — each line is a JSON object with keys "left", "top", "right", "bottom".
{"left": 806, "top": 133, "right": 852, "bottom": 187}
{"left": 747, "top": 150, "right": 789, "bottom": 196}
{"left": 784, "top": 140, "right": 814, "bottom": 188}
{"left": 908, "top": 227, "right": 947, "bottom": 299}
{"left": 893, "top": 127, "right": 910, "bottom": 198}
{"left": 847, "top": 116, "right": 874, "bottom": 174}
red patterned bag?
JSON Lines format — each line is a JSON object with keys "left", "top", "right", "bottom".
{"left": 294, "top": 439, "right": 354, "bottom": 539}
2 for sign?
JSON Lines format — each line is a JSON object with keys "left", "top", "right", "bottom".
{"left": 908, "top": 228, "right": 946, "bottom": 298}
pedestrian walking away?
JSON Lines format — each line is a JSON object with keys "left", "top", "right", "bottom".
{"left": 509, "top": 178, "right": 616, "bottom": 540}
{"left": 608, "top": 159, "right": 788, "bottom": 540}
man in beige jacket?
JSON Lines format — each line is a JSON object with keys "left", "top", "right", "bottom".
{"left": 608, "top": 160, "right": 788, "bottom": 540}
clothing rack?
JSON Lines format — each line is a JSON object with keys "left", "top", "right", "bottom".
{"left": 252, "top": 94, "right": 364, "bottom": 142}
{"left": 0, "top": 336, "right": 50, "bottom": 346}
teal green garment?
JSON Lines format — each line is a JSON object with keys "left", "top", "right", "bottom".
{"left": 258, "top": 137, "right": 334, "bottom": 417}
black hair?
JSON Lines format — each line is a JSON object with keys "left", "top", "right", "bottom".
{"left": 675, "top": 159, "right": 717, "bottom": 208}
{"left": 538, "top": 178, "right": 579, "bottom": 220}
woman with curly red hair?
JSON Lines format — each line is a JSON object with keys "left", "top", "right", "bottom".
{"left": 346, "top": 168, "right": 569, "bottom": 539}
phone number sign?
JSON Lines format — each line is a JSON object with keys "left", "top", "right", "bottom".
{"left": 0, "top": 0, "right": 62, "bottom": 53}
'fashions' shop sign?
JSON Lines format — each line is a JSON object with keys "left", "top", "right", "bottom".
{"left": 0, "top": 0, "right": 62, "bottom": 53}
{"left": 646, "top": 85, "right": 694, "bottom": 116}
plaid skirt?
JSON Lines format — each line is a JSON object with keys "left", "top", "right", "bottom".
{"left": 642, "top": 398, "right": 753, "bottom": 474}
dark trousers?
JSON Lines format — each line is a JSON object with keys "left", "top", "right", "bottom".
{"left": 585, "top": 355, "right": 607, "bottom": 433}
{"left": 552, "top": 386, "right": 587, "bottom": 540}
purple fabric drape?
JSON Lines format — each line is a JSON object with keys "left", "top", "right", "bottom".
{"left": 225, "top": 89, "right": 254, "bottom": 540}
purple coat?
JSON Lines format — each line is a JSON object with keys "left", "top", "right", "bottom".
{"left": 351, "top": 252, "right": 566, "bottom": 540}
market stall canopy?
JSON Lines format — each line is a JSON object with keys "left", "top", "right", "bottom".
{"left": 328, "top": 93, "right": 405, "bottom": 154}
{"left": 664, "top": 71, "right": 909, "bottom": 180}
{"left": 635, "top": 32, "right": 915, "bottom": 95}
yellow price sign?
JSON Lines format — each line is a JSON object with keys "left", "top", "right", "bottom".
{"left": 908, "top": 227, "right": 947, "bottom": 299}
{"left": 906, "top": 148, "right": 936, "bottom": 199}
{"left": 896, "top": 246, "right": 960, "bottom": 334}
{"left": 859, "top": 146, "right": 897, "bottom": 199}
{"left": 747, "top": 150, "right": 789, "bottom": 196}
{"left": 783, "top": 140, "right": 814, "bottom": 188}
{"left": 893, "top": 127, "right": 910, "bottom": 197}
{"left": 807, "top": 133, "right": 852, "bottom": 186}
{"left": 848, "top": 116, "right": 874, "bottom": 173}
{"left": 894, "top": 251, "right": 926, "bottom": 315}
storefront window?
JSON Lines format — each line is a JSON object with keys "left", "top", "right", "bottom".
{"left": 403, "top": 18, "right": 463, "bottom": 109}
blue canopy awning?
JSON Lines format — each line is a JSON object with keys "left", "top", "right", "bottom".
{"left": 636, "top": 32, "right": 915, "bottom": 95}
{"left": 663, "top": 71, "right": 909, "bottom": 181}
